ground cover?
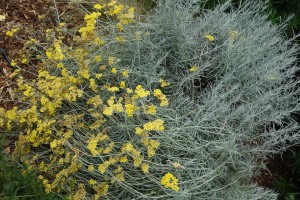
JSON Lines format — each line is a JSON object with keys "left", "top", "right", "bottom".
{"left": 0, "top": 0, "right": 300, "bottom": 199}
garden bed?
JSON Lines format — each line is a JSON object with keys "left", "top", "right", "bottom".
{"left": 1, "top": 0, "right": 300, "bottom": 199}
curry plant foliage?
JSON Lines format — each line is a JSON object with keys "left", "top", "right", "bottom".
{"left": 1, "top": 0, "right": 300, "bottom": 199}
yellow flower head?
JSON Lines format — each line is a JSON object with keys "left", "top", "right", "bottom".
{"left": 159, "top": 79, "right": 170, "bottom": 87}
{"left": 141, "top": 163, "right": 149, "bottom": 173}
{"left": 119, "top": 155, "right": 128, "bottom": 163}
{"left": 143, "top": 119, "right": 164, "bottom": 131}
{"left": 21, "top": 58, "right": 28, "bottom": 64}
{"left": 88, "top": 165, "right": 95, "bottom": 172}
{"left": 99, "top": 65, "right": 106, "bottom": 71}
{"left": 145, "top": 105, "right": 156, "bottom": 115}
{"left": 11, "top": 59, "right": 17, "bottom": 67}
{"left": 111, "top": 67, "right": 117, "bottom": 74}
{"left": 94, "top": 4, "right": 105, "bottom": 10}
{"left": 122, "top": 70, "right": 129, "bottom": 77}
{"left": 107, "top": 86, "right": 119, "bottom": 92}
{"left": 98, "top": 164, "right": 107, "bottom": 174}
{"left": 89, "top": 179, "right": 97, "bottom": 186}
{"left": 6, "top": 28, "right": 20, "bottom": 37}
{"left": 135, "top": 85, "right": 150, "bottom": 98}
{"left": 161, "top": 172, "right": 179, "bottom": 192}
{"left": 94, "top": 55, "right": 102, "bottom": 62}
{"left": 189, "top": 65, "right": 198, "bottom": 72}
{"left": 204, "top": 33, "right": 215, "bottom": 42}
{"left": 108, "top": 57, "right": 116, "bottom": 66}
{"left": 95, "top": 73, "right": 103, "bottom": 79}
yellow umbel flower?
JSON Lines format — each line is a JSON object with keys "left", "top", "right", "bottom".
{"left": 107, "top": 86, "right": 119, "bottom": 92}
{"left": 6, "top": 28, "right": 20, "bottom": 37}
{"left": 45, "top": 40, "right": 65, "bottom": 60}
{"left": 21, "top": 58, "right": 28, "bottom": 64}
{"left": 99, "top": 65, "right": 106, "bottom": 71}
{"left": 87, "top": 133, "right": 109, "bottom": 156}
{"left": 124, "top": 103, "right": 136, "bottom": 117}
{"left": 94, "top": 4, "right": 105, "bottom": 10}
{"left": 143, "top": 119, "right": 164, "bottom": 131}
{"left": 145, "top": 105, "right": 156, "bottom": 115}
{"left": 159, "top": 79, "right": 170, "bottom": 87}
{"left": 122, "top": 70, "right": 129, "bottom": 77}
{"left": 93, "top": 182, "right": 109, "bottom": 198}
{"left": 204, "top": 33, "right": 215, "bottom": 42}
{"left": 95, "top": 73, "right": 103, "bottom": 79}
{"left": 89, "top": 179, "right": 97, "bottom": 186}
{"left": 161, "top": 172, "right": 179, "bottom": 192}
{"left": 108, "top": 57, "right": 116, "bottom": 66}
{"left": 88, "top": 165, "right": 95, "bottom": 172}
{"left": 73, "top": 183, "right": 86, "bottom": 200}
{"left": 94, "top": 55, "right": 102, "bottom": 62}
{"left": 141, "top": 163, "right": 149, "bottom": 173}
{"left": 134, "top": 85, "right": 150, "bottom": 98}
{"left": 189, "top": 65, "right": 198, "bottom": 72}
{"left": 119, "top": 81, "right": 126, "bottom": 89}
{"left": 119, "top": 155, "right": 128, "bottom": 163}
{"left": 87, "top": 95, "right": 103, "bottom": 108}
{"left": 10, "top": 59, "right": 17, "bottom": 67}
{"left": 135, "top": 127, "right": 144, "bottom": 135}
{"left": 98, "top": 163, "right": 107, "bottom": 174}
{"left": 153, "top": 89, "right": 169, "bottom": 107}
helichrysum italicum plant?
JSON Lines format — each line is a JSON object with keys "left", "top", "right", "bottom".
{"left": 1, "top": 0, "right": 300, "bottom": 199}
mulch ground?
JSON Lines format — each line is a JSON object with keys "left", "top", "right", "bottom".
{"left": 0, "top": 0, "right": 85, "bottom": 108}
{"left": 0, "top": 0, "right": 52, "bottom": 108}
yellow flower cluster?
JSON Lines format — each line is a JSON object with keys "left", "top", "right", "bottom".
{"left": 72, "top": 184, "right": 86, "bottom": 200}
{"left": 92, "top": 182, "right": 109, "bottom": 198}
{"left": 89, "top": 78, "right": 98, "bottom": 92}
{"left": 144, "top": 138, "right": 160, "bottom": 158}
{"left": 79, "top": 12, "right": 102, "bottom": 41}
{"left": 145, "top": 104, "right": 156, "bottom": 115}
{"left": 204, "top": 33, "right": 215, "bottom": 42}
{"left": 189, "top": 65, "right": 198, "bottom": 72}
{"left": 0, "top": 1, "right": 177, "bottom": 198}
{"left": 103, "top": 96, "right": 124, "bottom": 116}
{"left": 135, "top": 85, "right": 150, "bottom": 98}
{"left": 124, "top": 103, "right": 136, "bottom": 117}
{"left": 121, "top": 143, "right": 149, "bottom": 173}
{"left": 154, "top": 89, "right": 169, "bottom": 107}
{"left": 122, "top": 70, "right": 129, "bottom": 77}
{"left": 37, "top": 69, "right": 83, "bottom": 111}
{"left": 87, "top": 133, "right": 110, "bottom": 156}
{"left": 98, "top": 156, "right": 118, "bottom": 174}
{"left": 38, "top": 154, "right": 82, "bottom": 194}
{"left": 143, "top": 119, "right": 165, "bottom": 131}
{"left": 6, "top": 27, "right": 20, "bottom": 37}
{"left": 108, "top": 57, "right": 116, "bottom": 66}
{"left": 159, "top": 79, "right": 170, "bottom": 87}
{"left": 46, "top": 40, "right": 65, "bottom": 61}
{"left": 161, "top": 172, "right": 179, "bottom": 192}
{"left": 93, "top": 1, "right": 134, "bottom": 31}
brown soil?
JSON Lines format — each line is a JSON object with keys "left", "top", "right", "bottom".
{"left": 0, "top": 0, "right": 85, "bottom": 108}
{"left": 254, "top": 147, "right": 300, "bottom": 199}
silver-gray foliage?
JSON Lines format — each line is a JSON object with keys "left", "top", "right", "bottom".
{"left": 106, "top": 0, "right": 300, "bottom": 199}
